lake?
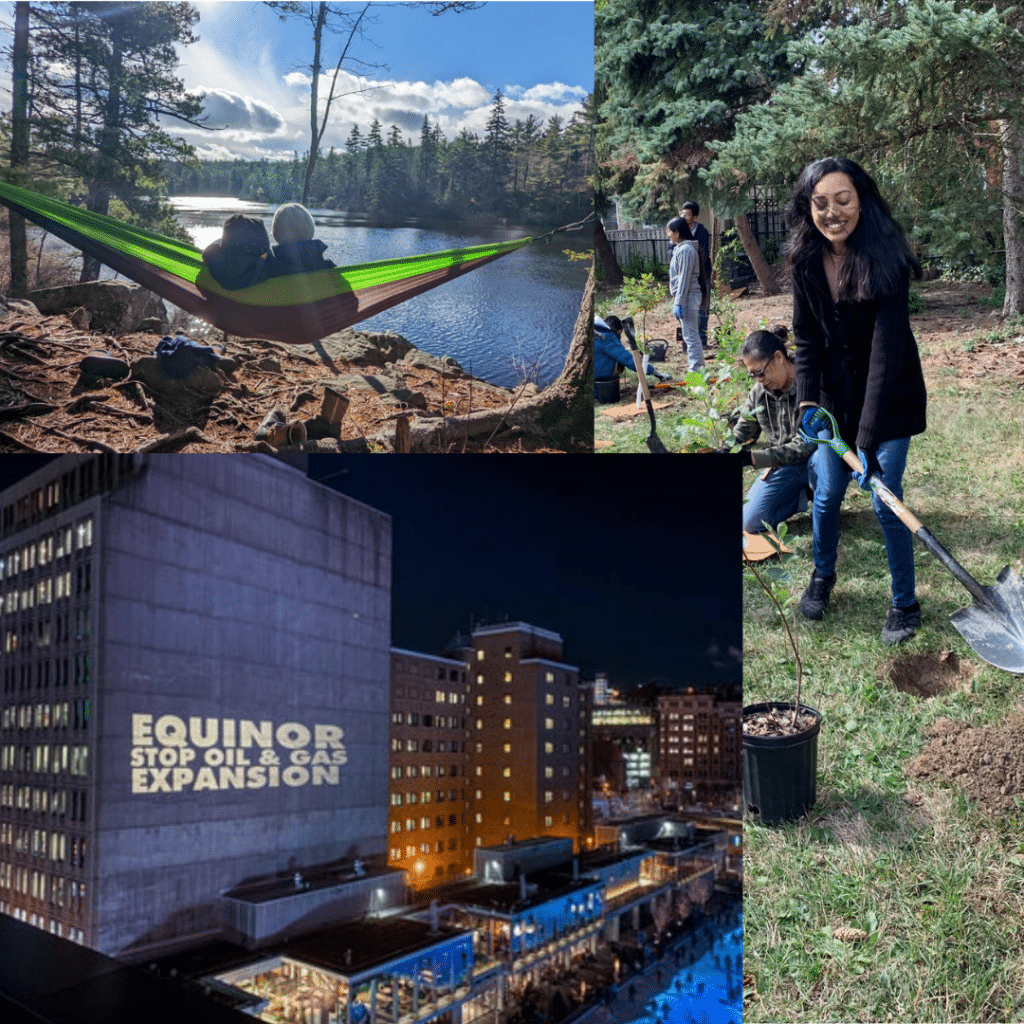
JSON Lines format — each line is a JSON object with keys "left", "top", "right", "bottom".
{"left": 167, "top": 198, "right": 592, "bottom": 389}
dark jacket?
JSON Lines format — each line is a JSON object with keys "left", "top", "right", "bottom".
{"left": 201, "top": 240, "right": 272, "bottom": 291}
{"left": 792, "top": 257, "right": 926, "bottom": 450}
{"left": 268, "top": 239, "right": 335, "bottom": 277}
{"left": 594, "top": 317, "right": 637, "bottom": 378}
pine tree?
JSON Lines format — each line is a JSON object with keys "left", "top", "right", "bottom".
{"left": 483, "top": 88, "right": 510, "bottom": 211}
{"left": 29, "top": 1, "right": 206, "bottom": 279}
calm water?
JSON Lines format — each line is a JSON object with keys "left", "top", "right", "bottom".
{"left": 167, "top": 198, "right": 591, "bottom": 389}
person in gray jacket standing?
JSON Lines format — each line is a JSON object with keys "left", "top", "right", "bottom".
{"left": 681, "top": 201, "right": 712, "bottom": 350}
{"left": 667, "top": 216, "right": 706, "bottom": 371}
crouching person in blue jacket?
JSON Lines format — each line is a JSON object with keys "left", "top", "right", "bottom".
{"left": 594, "top": 315, "right": 670, "bottom": 403}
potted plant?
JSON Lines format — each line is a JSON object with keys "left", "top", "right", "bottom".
{"left": 742, "top": 522, "right": 822, "bottom": 824}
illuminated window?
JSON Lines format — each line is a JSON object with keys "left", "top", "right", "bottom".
{"left": 545, "top": 671, "right": 555, "bottom": 683}
{"left": 476, "top": 695, "right": 484, "bottom": 706}
{"left": 544, "top": 718, "right": 554, "bottom": 730}
{"left": 475, "top": 813, "right": 483, "bottom": 823}
{"left": 406, "top": 818, "right": 416, "bottom": 831}
{"left": 503, "top": 743, "right": 512, "bottom": 753}
{"left": 476, "top": 674, "right": 484, "bottom": 684}
{"left": 544, "top": 791, "right": 553, "bottom": 803}
{"left": 503, "top": 767, "right": 511, "bottom": 778}
{"left": 503, "top": 718, "right": 512, "bottom": 730}
{"left": 503, "top": 694, "right": 512, "bottom": 704}
{"left": 436, "top": 690, "right": 446, "bottom": 703}
{"left": 476, "top": 650, "right": 484, "bottom": 661}
{"left": 390, "top": 821, "right": 402, "bottom": 833}
{"left": 545, "top": 693, "right": 554, "bottom": 705}
{"left": 545, "top": 816, "right": 553, "bottom": 827}
{"left": 391, "top": 794, "right": 403, "bottom": 806}
{"left": 544, "top": 742, "right": 554, "bottom": 754}
{"left": 545, "top": 767, "right": 553, "bottom": 778}
{"left": 476, "top": 789, "right": 483, "bottom": 800}
{"left": 503, "top": 792, "right": 511, "bottom": 802}
{"left": 504, "top": 671, "right": 512, "bottom": 683}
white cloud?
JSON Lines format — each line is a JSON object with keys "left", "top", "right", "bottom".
{"left": 199, "top": 89, "right": 288, "bottom": 136}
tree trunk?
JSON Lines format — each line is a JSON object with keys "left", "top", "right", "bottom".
{"left": 594, "top": 218, "right": 623, "bottom": 288}
{"left": 1002, "top": 119, "right": 1024, "bottom": 316}
{"left": 732, "top": 211, "right": 779, "bottom": 296}
{"left": 402, "top": 267, "right": 595, "bottom": 452}
{"left": 8, "top": 2, "right": 30, "bottom": 297}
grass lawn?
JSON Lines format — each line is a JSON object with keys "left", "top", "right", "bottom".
{"left": 743, "top": 304, "right": 1024, "bottom": 1022}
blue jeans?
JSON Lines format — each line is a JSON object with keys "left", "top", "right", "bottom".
{"left": 743, "top": 463, "right": 811, "bottom": 534}
{"left": 676, "top": 292, "right": 704, "bottom": 371}
{"left": 810, "top": 433, "right": 916, "bottom": 607}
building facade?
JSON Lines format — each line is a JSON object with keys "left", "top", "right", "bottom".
{"left": 657, "top": 689, "right": 742, "bottom": 791}
{"left": 465, "top": 623, "right": 585, "bottom": 853}
{"left": 388, "top": 648, "right": 471, "bottom": 890}
{"left": 0, "top": 455, "right": 393, "bottom": 957}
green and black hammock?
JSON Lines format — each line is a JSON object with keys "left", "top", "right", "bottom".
{"left": 0, "top": 180, "right": 531, "bottom": 345}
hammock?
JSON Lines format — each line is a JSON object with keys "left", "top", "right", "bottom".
{"left": 0, "top": 181, "right": 531, "bottom": 345}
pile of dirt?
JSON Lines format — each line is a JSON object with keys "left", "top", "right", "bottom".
{"left": 0, "top": 300, "right": 557, "bottom": 453}
{"left": 906, "top": 716, "right": 1024, "bottom": 816}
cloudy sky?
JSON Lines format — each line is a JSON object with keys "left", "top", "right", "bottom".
{"left": 171, "top": 0, "right": 594, "bottom": 161}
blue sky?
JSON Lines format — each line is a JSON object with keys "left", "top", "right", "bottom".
{"left": 173, "top": 1, "right": 594, "bottom": 160}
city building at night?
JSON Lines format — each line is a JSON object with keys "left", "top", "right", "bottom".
{"left": 0, "top": 455, "right": 398, "bottom": 958}
{"left": 657, "top": 689, "right": 742, "bottom": 800}
{"left": 462, "top": 623, "right": 589, "bottom": 854}
{"left": 388, "top": 647, "right": 472, "bottom": 890}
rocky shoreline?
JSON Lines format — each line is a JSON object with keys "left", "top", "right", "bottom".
{"left": 0, "top": 281, "right": 561, "bottom": 454}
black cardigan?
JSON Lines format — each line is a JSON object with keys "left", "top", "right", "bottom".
{"left": 793, "top": 256, "right": 927, "bottom": 451}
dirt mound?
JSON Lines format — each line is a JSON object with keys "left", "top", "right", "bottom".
{"left": 906, "top": 716, "right": 1024, "bottom": 815}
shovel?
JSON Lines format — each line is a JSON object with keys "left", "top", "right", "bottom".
{"left": 621, "top": 316, "right": 669, "bottom": 454}
{"left": 799, "top": 408, "right": 1024, "bottom": 674}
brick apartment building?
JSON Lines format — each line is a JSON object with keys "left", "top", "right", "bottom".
{"left": 387, "top": 648, "right": 471, "bottom": 890}
{"left": 657, "top": 689, "right": 742, "bottom": 791}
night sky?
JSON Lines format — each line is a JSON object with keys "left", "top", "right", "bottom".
{"left": 0, "top": 455, "right": 742, "bottom": 694}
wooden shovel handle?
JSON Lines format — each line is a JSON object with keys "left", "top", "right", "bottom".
{"left": 625, "top": 336, "right": 655, "bottom": 405}
{"left": 837, "top": 448, "right": 925, "bottom": 534}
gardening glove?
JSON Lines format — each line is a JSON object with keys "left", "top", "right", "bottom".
{"left": 854, "top": 448, "right": 883, "bottom": 491}
{"left": 651, "top": 368, "right": 672, "bottom": 382}
{"left": 738, "top": 447, "right": 754, "bottom": 467}
{"left": 672, "top": 304, "right": 684, "bottom": 320}
{"left": 800, "top": 406, "right": 829, "bottom": 438}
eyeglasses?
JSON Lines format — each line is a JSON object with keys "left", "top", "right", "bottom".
{"left": 748, "top": 360, "right": 772, "bottom": 381}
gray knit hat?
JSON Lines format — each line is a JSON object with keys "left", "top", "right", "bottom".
{"left": 272, "top": 203, "right": 316, "bottom": 243}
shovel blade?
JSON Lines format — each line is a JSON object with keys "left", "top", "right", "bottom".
{"left": 950, "top": 565, "right": 1024, "bottom": 674}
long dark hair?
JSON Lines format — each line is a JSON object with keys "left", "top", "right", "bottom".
{"left": 785, "top": 157, "right": 921, "bottom": 301}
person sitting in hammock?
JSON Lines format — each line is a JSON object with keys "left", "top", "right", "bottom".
{"left": 201, "top": 213, "right": 273, "bottom": 290}
{"left": 267, "top": 203, "right": 336, "bottom": 276}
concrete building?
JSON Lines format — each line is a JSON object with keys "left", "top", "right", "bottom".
{"left": 464, "top": 623, "right": 586, "bottom": 853}
{"left": 0, "top": 455, "right": 398, "bottom": 958}
{"left": 388, "top": 647, "right": 472, "bottom": 890}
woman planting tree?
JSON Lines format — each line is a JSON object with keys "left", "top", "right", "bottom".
{"left": 788, "top": 156, "right": 927, "bottom": 646}
{"left": 735, "top": 327, "right": 816, "bottom": 535}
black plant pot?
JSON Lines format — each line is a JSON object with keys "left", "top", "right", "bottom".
{"left": 742, "top": 702, "right": 821, "bottom": 825}
{"left": 594, "top": 377, "right": 621, "bottom": 404}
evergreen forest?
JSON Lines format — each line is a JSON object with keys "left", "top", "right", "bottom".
{"left": 161, "top": 92, "right": 594, "bottom": 228}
